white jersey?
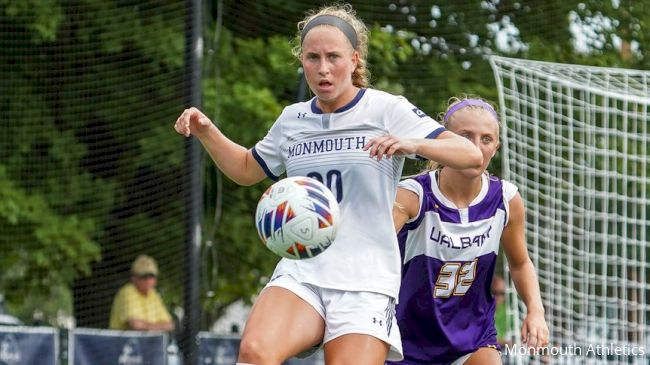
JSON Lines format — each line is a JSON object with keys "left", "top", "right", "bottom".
{"left": 252, "top": 88, "right": 445, "bottom": 298}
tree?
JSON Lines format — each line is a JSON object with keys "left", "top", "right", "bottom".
{"left": 0, "top": 0, "right": 188, "bottom": 326}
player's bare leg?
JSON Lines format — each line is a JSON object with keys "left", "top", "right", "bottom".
{"left": 323, "top": 333, "right": 389, "bottom": 365}
{"left": 464, "top": 346, "right": 502, "bottom": 365}
{"left": 238, "top": 287, "right": 325, "bottom": 365}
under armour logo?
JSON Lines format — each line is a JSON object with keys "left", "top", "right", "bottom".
{"left": 298, "top": 112, "right": 307, "bottom": 119}
{"left": 412, "top": 108, "right": 428, "bottom": 118}
{"left": 372, "top": 317, "right": 383, "bottom": 326}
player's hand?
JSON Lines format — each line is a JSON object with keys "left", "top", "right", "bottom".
{"left": 174, "top": 107, "right": 214, "bottom": 138}
{"left": 363, "top": 135, "right": 417, "bottom": 161}
{"left": 521, "top": 310, "right": 549, "bottom": 352}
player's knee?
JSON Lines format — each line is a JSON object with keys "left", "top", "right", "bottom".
{"left": 465, "top": 346, "right": 502, "bottom": 365}
{"left": 238, "top": 336, "right": 280, "bottom": 365}
{"left": 238, "top": 337, "right": 264, "bottom": 363}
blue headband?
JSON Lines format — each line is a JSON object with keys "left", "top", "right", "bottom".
{"left": 301, "top": 15, "right": 358, "bottom": 48}
{"left": 444, "top": 99, "right": 499, "bottom": 123}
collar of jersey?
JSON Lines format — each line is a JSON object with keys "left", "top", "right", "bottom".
{"left": 430, "top": 170, "right": 490, "bottom": 209}
{"left": 311, "top": 88, "right": 367, "bottom": 114}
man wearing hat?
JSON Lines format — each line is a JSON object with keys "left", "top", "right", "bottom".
{"left": 109, "top": 255, "right": 174, "bottom": 331}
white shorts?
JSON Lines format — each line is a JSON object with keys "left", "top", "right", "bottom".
{"left": 265, "top": 273, "right": 404, "bottom": 361}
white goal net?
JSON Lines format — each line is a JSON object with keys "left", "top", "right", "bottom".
{"left": 490, "top": 56, "right": 650, "bottom": 364}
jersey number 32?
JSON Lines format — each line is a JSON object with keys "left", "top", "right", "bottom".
{"left": 433, "top": 259, "right": 478, "bottom": 298}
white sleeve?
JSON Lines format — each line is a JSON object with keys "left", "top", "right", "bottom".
{"left": 502, "top": 180, "right": 519, "bottom": 225}
{"left": 252, "top": 114, "right": 285, "bottom": 181}
{"left": 397, "top": 178, "right": 424, "bottom": 225}
{"left": 387, "top": 96, "right": 446, "bottom": 141}
{"left": 502, "top": 180, "right": 519, "bottom": 201}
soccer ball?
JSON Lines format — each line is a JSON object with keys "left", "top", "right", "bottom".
{"left": 255, "top": 176, "right": 340, "bottom": 260}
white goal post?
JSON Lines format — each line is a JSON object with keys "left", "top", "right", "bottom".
{"left": 490, "top": 56, "right": 650, "bottom": 364}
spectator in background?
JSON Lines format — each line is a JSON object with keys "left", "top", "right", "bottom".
{"left": 109, "top": 255, "right": 174, "bottom": 331}
{"left": 492, "top": 274, "right": 511, "bottom": 347}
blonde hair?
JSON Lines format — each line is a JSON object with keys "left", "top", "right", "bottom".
{"left": 423, "top": 95, "right": 500, "bottom": 172}
{"left": 292, "top": 3, "right": 370, "bottom": 88}
{"left": 438, "top": 96, "right": 500, "bottom": 130}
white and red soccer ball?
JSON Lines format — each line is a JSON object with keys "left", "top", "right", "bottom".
{"left": 255, "top": 176, "right": 340, "bottom": 260}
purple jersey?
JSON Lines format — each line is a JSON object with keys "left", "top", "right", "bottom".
{"left": 388, "top": 171, "right": 517, "bottom": 365}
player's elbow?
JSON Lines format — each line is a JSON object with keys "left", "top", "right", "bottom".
{"left": 444, "top": 138, "right": 483, "bottom": 169}
{"left": 233, "top": 170, "right": 266, "bottom": 186}
{"left": 232, "top": 153, "right": 267, "bottom": 186}
{"left": 510, "top": 257, "right": 535, "bottom": 273}
{"left": 451, "top": 147, "right": 482, "bottom": 169}
{"left": 467, "top": 148, "right": 483, "bottom": 169}
{"left": 441, "top": 132, "right": 483, "bottom": 169}
{"left": 229, "top": 162, "right": 267, "bottom": 186}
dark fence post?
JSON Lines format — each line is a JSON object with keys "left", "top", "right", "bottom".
{"left": 183, "top": 0, "right": 202, "bottom": 364}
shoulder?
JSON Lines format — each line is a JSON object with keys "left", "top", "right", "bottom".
{"left": 114, "top": 283, "right": 133, "bottom": 299}
{"left": 363, "top": 88, "right": 408, "bottom": 106}
{"left": 123, "top": 283, "right": 137, "bottom": 294}
{"left": 486, "top": 175, "right": 518, "bottom": 199}
{"left": 398, "top": 173, "right": 432, "bottom": 195}
{"left": 277, "top": 100, "right": 312, "bottom": 119}
{"left": 498, "top": 177, "right": 519, "bottom": 201}
{"left": 152, "top": 288, "right": 163, "bottom": 298}
{"left": 365, "top": 89, "right": 434, "bottom": 124}
{"left": 364, "top": 88, "right": 395, "bottom": 99}
{"left": 284, "top": 99, "right": 312, "bottom": 111}
{"left": 497, "top": 178, "right": 524, "bottom": 225}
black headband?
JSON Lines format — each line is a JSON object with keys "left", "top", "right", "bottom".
{"left": 300, "top": 15, "right": 358, "bottom": 48}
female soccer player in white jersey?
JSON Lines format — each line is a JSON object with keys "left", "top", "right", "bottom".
{"left": 388, "top": 97, "right": 549, "bottom": 365}
{"left": 174, "top": 4, "right": 482, "bottom": 364}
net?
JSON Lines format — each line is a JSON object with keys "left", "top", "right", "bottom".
{"left": 0, "top": 1, "right": 191, "bottom": 362}
{"left": 491, "top": 56, "right": 650, "bottom": 364}
{"left": 3, "top": 1, "right": 648, "bottom": 363}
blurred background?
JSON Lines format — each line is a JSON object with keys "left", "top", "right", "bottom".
{"left": 0, "top": 1, "right": 647, "bottom": 364}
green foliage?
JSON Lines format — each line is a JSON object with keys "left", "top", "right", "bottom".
{"left": 0, "top": 0, "right": 187, "bottom": 326}
{"left": 0, "top": 167, "right": 100, "bottom": 324}
{"left": 1, "top": 0, "right": 63, "bottom": 42}
{"left": 0, "top": 68, "right": 111, "bottom": 324}
{"left": 368, "top": 26, "right": 415, "bottom": 94}
{"left": 2, "top": 0, "right": 648, "bottom": 330}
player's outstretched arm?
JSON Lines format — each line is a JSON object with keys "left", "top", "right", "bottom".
{"left": 364, "top": 131, "right": 482, "bottom": 169}
{"left": 501, "top": 193, "right": 549, "bottom": 350}
{"left": 174, "top": 107, "right": 266, "bottom": 186}
{"left": 413, "top": 131, "right": 482, "bottom": 169}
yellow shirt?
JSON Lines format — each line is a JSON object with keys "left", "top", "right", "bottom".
{"left": 109, "top": 282, "right": 172, "bottom": 330}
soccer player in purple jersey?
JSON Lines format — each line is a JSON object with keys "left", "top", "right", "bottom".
{"left": 389, "top": 97, "right": 549, "bottom": 365}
